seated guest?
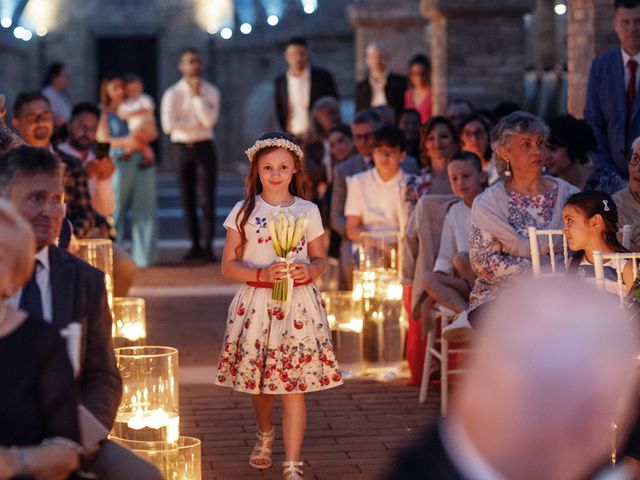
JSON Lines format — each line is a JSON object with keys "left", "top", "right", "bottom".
{"left": 355, "top": 43, "right": 407, "bottom": 119}
{"left": 563, "top": 191, "right": 634, "bottom": 293}
{"left": 444, "top": 112, "right": 578, "bottom": 342}
{"left": 345, "top": 125, "right": 408, "bottom": 250}
{"left": 613, "top": 137, "right": 640, "bottom": 251}
{"left": 303, "top": 96, "right": 342, "bottom": 207}
{"left": 11, "top": 91, "right": 95, "bottom": 239}
{"left": 545, "top": 114, "right": 624, "bottom": 194}
{"left": 0, "top": 198, "right": 81, "bottom": 480}
{"left": 398, "top": 109, "right": 421, "bottom": 160}
{"left": 445, "top": 99, "right": 473, "bottom": 132}
{"left": 407, "top": 116, "right": 457, "bottom": 206}
{"left": 404, "top": 54, "right": 432, "bottom": 124}
{"left": 423, "top": 152, "right": 486, "bottom": 314}
{"left": 58, "top": 102, "right": 138, "bottom": 296}
{"left": 386, "top": 278, "right": 639, "bottom": 480}
{"left": 459, "top": 114, "right": 498, "bottom": 185}
{"left": 0, "top": 146, "right": 162, "bottom": 479}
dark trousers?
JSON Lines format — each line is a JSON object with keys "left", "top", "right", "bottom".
{"left": 172, "top": 140, "right": 217, "bottom": 251}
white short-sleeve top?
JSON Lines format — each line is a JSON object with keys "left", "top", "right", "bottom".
{"left": 224, "top": 195, "right": 325, "bottom": 268}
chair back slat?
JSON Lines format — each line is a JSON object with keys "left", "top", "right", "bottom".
{"left": 593, "top": 251, "right": 640, "bottom": 305}
{"left": 529, "top": 227, "right": 569, "bottom": 278}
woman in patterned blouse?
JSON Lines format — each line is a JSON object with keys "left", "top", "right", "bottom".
{"left": 443, "top": 112, "right": 578, "bottom": 342}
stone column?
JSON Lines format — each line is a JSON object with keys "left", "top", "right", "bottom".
{"left": 347, "top": 0, "right": 429, "bottom": 84}
{"left": 421, "top": 0, "right": 535, "bottom": 115}
{"left": 566, "top": 0, "right": 618, "bottom": 116}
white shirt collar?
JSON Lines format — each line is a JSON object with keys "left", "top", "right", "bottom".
{"left": 369, "top": 70, "right": 389, "bottom": 86}
{"left": 372, "top": 167, "right": 403, "bottom": 185}
{"left": 287, "top": 66, "right": 310, "bottom": 80}
{"left": 440, "top": 416, "right": 509, "bottom": 480}
{"left": 58, "top": 141, "right": 95, "bottom": 164}
{"left": 621, "top": 48, "right": 640, "bottom": 67}
{"left": 35, "top": 246, "right": 50, "bottom": 273}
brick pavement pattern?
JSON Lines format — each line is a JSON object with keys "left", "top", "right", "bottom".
{"left": 133, "top": 265, "right": 440, "bottom": 479}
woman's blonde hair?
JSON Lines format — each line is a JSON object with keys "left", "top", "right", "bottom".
{"left": 0, "top": 198, "right": 36, "bottom": 299}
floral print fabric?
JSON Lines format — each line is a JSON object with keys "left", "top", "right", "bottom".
{"left": 468, "top": 183, "right": 559, "bottom": 310}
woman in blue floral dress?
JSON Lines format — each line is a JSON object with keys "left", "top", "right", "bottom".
{"left": 444, "top": 112, "right": 578, "bottom": 342}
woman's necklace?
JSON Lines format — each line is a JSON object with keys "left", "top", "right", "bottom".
{"left": 630, "top": 188, "right": 640, "bottom": 205}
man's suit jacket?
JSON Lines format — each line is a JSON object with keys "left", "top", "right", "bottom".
{"left": 384, "top": 423, "right": 465, "bottom": 480}
{"left": 274, "top": 67, "right": 339, "bottom": 133}
{"left": 584, "top": 47, "right": 638, "bottom": 180}
{"left": 49, "top": 246, "right": 122, "bottom": 430}
{"left": 355, "top": 73, "right": 408, "bottom": 119}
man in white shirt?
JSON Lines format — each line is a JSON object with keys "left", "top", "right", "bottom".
{"left": 58, "top": 102, "right": 137, "bottom": 296}
{"left": 386, "top": 278, "right": 639, "bottom": 480}
{"left": 274, "top": 37, "right": 339, "bottom": 137}
{"left": 161, "top": 47, "right": 220, "bottom": 262}
{"left": 355, "top": 43, "right": 407, "bottom": 120}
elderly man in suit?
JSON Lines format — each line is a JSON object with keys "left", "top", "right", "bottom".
{"left": 355, "top": 43, "right": 408, "bottom": 121}
{"left": 585, "top": 0, "right": 640, "bottom": 187}
{"left": 274, "top": 36, "right": 339, "bottom": 138}
{"left": 386, "top": 277, "right": 639, "bottom": 479}
{"left": 0, "top": 145, "right": 161, "bottom": 479}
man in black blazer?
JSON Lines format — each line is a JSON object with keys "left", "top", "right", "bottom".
{"left": 274, "top": 36, "right": 339, "bottom": 137}
{"left": 355, "top": 43, "right": 407, "bottom": 121}
{"left": 0, "top": 146, "right": 161, "bottom": 479}
{"left": 386, "top": 278, "right": 638, "bottom": 480}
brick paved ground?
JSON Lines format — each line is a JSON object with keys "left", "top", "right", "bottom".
{"left": 131, "top": 264, "right": 440, "bottom": 480}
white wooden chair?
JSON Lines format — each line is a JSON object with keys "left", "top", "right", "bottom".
{"left": 419, "top": 305, "right": 472, "bottom": 415}
{"left": 620, "top": 224, "right": 632, "bottom": 250}
{"left": 593, "top": 251, "right": 640, "bottom": 305}
{"left": 528, "top": 227, "right": 570, "bottom": 278}
{"left": 60, "top": 322, "right": 82, "bottom": 377}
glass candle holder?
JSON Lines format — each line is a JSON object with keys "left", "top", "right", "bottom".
{"left": 114, "top": 436, "right": 202, "bottom": 480}
{"left": 112, "top": 297, "right": 147, "bottom": 347}
{"left": 358, "top": 230, "right": 400, "bottom": 271}
{"left": 322, "top": 291, "right": 364, "bottom": 374}
{"left": 75, "top": 239, "right": 114, "bottom": 310}
{"left": 112, "top": 346, "right": 179, "bottom": 444}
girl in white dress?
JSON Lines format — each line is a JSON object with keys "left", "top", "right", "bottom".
{"left": 563, "top": 191, "right": 634, "bottom": 295}
{"left": 215, "top": 132, "right": 342, "bottom": 480}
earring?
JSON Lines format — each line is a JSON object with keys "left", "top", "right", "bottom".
{"left": 504, "top": 161, "right": 512, "bottom": 177}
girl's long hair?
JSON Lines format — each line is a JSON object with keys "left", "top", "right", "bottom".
{"left": 565, "top": 191, "right": 627, "bottom": 265}
{"left": 234, "top": 135, "right": 310, "bottom": 259}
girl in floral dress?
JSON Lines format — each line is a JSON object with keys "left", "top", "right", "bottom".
{"left": 215, "top": 132, "right": 342, "bottom": 480}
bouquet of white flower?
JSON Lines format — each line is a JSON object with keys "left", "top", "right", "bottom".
{"left": 266, "top": 209, "right": 310, "bottom": 302}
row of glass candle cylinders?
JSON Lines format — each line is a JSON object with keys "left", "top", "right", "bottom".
{"left": 323, "top": 268, "right": 407, "bottom": 377}
{"left": 75, "top": 240, "right": 201, "bottom": 479}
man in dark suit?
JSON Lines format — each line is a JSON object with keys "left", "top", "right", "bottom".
{"left": 0, "top": 146, "right": 161, "bottom": 479}
{"left": 386, "top": 278, "right": 638, "bottom": 480}
{"left": 355, "top": 43, "right": 407, "bottom": 121}
{"left": 274, "top": 36, "right": 339, "bottom": 137}
{"left": 584, "top": 0, "right": 640, "bottom": 185}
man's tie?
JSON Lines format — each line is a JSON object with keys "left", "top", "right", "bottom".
{"left": 628, "top": 59, "right": 638, "bottom": 118}
{"left": 19, "top": 261, "right": 43, "bottom": 318}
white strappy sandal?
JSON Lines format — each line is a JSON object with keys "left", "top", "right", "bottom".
{"left": 249, "top": 428, "right": 275, "bottom": 469}
{"left": 282, "top": 460, "right": 304, "bottom": 479}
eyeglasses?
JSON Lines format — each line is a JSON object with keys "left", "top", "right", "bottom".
{"left": 20, "top": 111, "right": 53, "bottom": 124}
{"left": 630, "top": 152, "right": 640, "bottom": 167}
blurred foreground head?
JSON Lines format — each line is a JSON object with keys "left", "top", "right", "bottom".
{"left": 453, "top": 277, "right": 639, "bottom": 480}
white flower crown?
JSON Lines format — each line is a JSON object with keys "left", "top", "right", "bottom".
{"left": 244, "top": 137, "right": 304, "bottom": 163}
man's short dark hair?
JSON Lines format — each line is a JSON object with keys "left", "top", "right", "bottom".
{"left": 352, "top": 108, "right": 381, "bottom": 127}
{"left": 42, "top": 62, "right": 65, "bottom": 88}
{"left": 449, "top": 151, "right": 483, "bottom": 174}
{"left": 123, "top": 73, "right": 143, "bottom": 84}
{"left": 0, "top": 146, "right": 64, "bottom": 195}
{"left": 70, "top": 102, "right": 100, "bottom": 121}
{"left": 373, "top": 125, "right": 406, "bottom": 152}
{"left": 329, "top": 123, "right": 352, "bottom": 139}
{"left": 13, "top": 91, "right": 51, "bottom": 118}
{"left": 286, "top": 36, "right": 307, "bottom": 48}
{"left": 180, "top": 47, "right": 200, "bottom": 58}
{"left": 399, "top": 109, "right": 421, "bottom": 122}
{"left": 615, "top": 0, "right": 640, "bottom": 9}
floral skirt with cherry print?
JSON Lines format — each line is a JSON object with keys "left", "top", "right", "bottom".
{"left": 214, "top": 283, "right": 343, "bottom": 394}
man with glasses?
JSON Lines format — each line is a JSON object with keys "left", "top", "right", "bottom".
{"left": 12, "top": 91, "right": 94, "bottom": 240}
{"left": 585, "top": 0, "right": 640, "bottom": 186}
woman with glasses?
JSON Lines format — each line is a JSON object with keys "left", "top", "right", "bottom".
{"left": 613, "top": 138, "right": 640, "bottom": 251}
{"left": 459, "top": 114, "right": 499, "bottom": 185}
